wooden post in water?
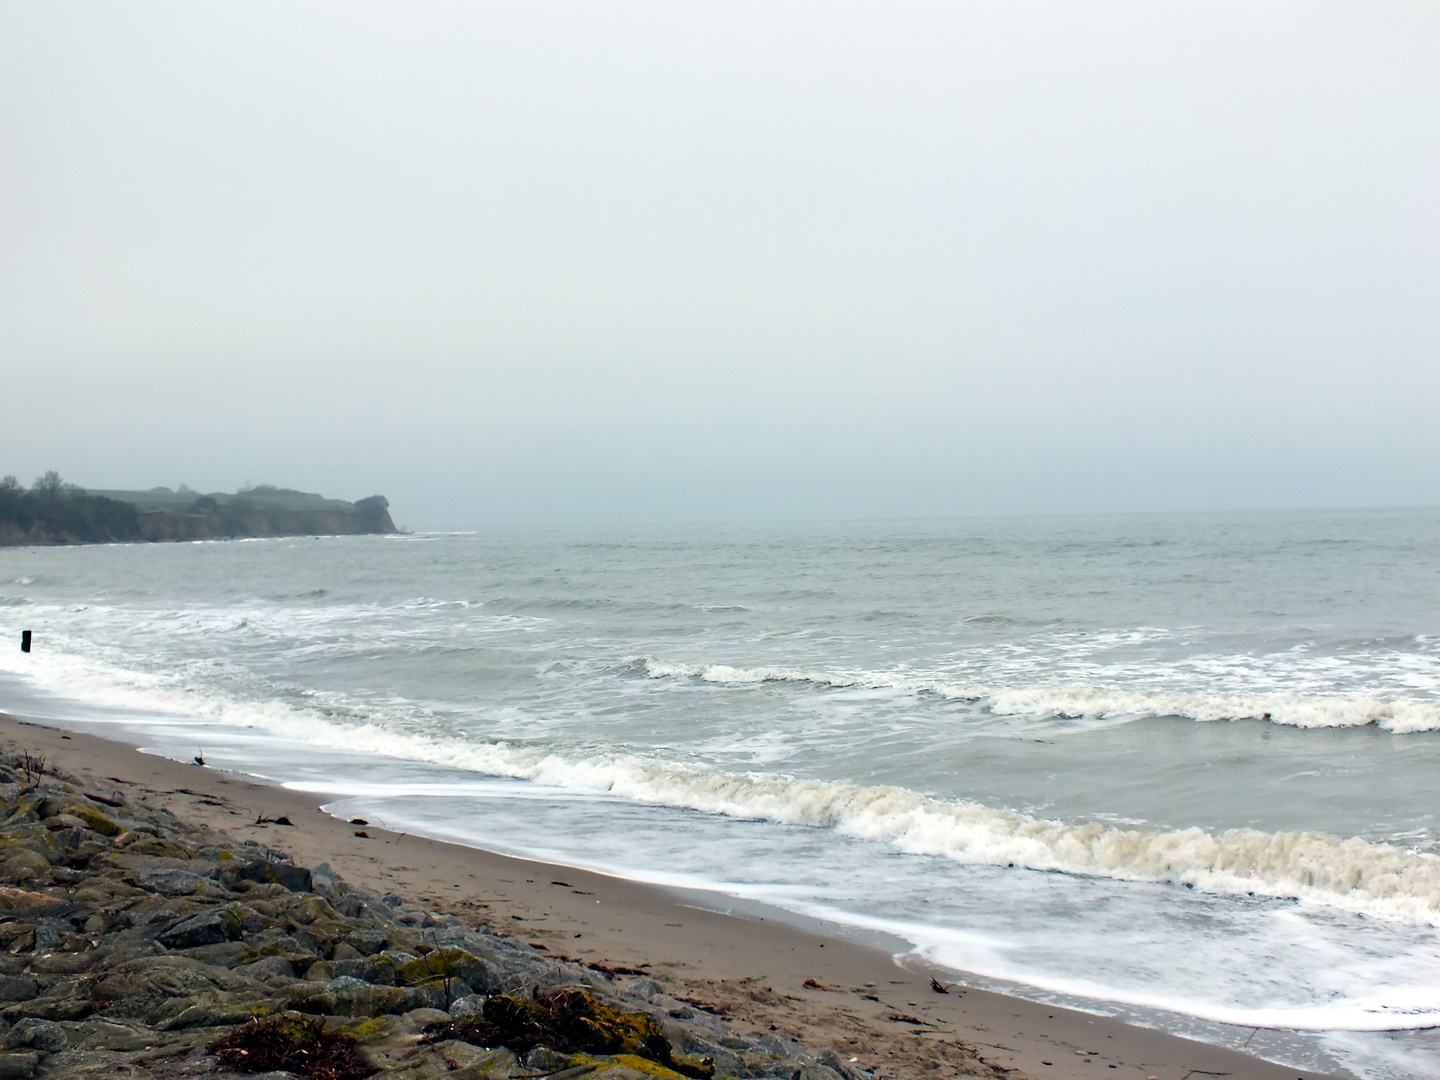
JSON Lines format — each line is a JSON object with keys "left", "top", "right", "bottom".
{"left": 20, "top": 630, "right": 31, "bottom": 653}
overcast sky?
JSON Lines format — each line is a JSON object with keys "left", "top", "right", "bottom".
{"left": 2, "top": 2, "right": 1437, "bottom": 527}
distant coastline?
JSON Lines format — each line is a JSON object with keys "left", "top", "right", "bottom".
{"left": 0, "top": 472, "right": 396, "bottom": 546}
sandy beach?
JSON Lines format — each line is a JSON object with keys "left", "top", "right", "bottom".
{"left": 0, "top": 709, "right": 1333, "bottom": 1080}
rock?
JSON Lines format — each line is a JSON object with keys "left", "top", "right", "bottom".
{"left": 130, "top": 868, "right": 215, "bottom": 896}
{"left": 284, "top": 894, "right": 340, "bottom": 925}
{"left": 157, "top": 1001, "right": 266, "bottom": 1030}
{"left": 346, "top": 928, "right": 388, "bottom": 955}
{"left": 2, "top": 986, "right": 92, "bottom": 1023}
{"left": 431, "top": 989, "right": 714, "bottom": 1078}
{"left": 434, "top": 1041, "right": 517, "bottom": 1071}
{"left": 0, "top": 853, "right": 49, "bottom": 887}
{"left": 400, "top": 948, "right": 502, "bottom": 995}
{"left": 290, "top": 975, "right": 426, "bottom": 1017}
{"left": 68, "top": 1019, "right": 155, "bottom": 1052}
{"left": 0, "top": 754, "right": 837, "bottom": 1080}
{"left": 0, "top": 1051, "right": 39, "bottom": 1079}
{"left": 30, "top": 950, "right": 102, "bottom": 975}
{"left": 178, "top": 939, "right": 251, "bottom": 969}
{"left": 333, "top": 956, "right": 396, "bottom": 985}
{"left": 92, "top": 954, "right": 270, "bottom": 1025}
{"left": 449, "top": 994, "right": 486, "bottom": 1018}
{"left": 3, "top": 1017, "right": 67, "bottom": 1052}
{"left": 378, "top": 1046, "right": 458, "bottom": 1079}
{"left": 245, "top": 955, "right": 295, "bottom": 980}
{"left": 39, "top": 815, "right": 86, "bottom": 832}
{"left": 596, "top": 1069, "right": 656, "bottom": 1080}
{"left": 32, "top": 922, "right": 67, "bottom": 952}
{"left": 157, "top": 910, "right": 241, "bottom": 949}
{"left": 67, "top": 806, "right": 120, "bottom": 837}
{"left": 223, "top": 858, "right": 312, "bottom": 894}
{"left": 0, "top": 981, "right": 34, "bottom": 1004}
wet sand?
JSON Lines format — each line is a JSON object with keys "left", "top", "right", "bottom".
{"left": 0, "top": 710, "right": 1334, "bottom": 1080}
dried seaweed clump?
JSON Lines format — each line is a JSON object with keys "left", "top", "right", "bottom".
{"left": 210, "top": 1014, "right": 375, "bottom": 1080}
{"left": 426, "top": 988, "right": 714, "bottom": 1078}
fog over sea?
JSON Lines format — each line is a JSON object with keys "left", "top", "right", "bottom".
{"left": 4, "top": 511, "right": 1440, "bottom": 1078}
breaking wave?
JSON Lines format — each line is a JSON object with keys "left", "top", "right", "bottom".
{"left": 632, "top": 656, "right": 1440, "bottom": 733}
{"left": 17, "top": 647, "right": 1440, "bottom": 925}
{"left": 257, "top": 711, "right": 1440, "bottom": 922}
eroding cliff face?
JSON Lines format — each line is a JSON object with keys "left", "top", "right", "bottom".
{"left": 134, "top": 500, "right": 397, "bottom": 542}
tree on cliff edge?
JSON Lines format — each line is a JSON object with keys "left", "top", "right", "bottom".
{"left": 0, "top": 472, "right": 140, "bottom": 545}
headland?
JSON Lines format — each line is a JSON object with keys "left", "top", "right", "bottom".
{"left": 0, "top": 475, "right": 395, "bottom": 546}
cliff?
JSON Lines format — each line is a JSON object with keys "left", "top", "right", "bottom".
{"left": 0, "top": 476, "right": 397, "bottom": 547}
{"left": 132, "top": 494, "right": 397, "bottom": 542}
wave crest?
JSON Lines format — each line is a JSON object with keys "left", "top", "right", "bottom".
{"left": 229, "top": 705, "right": 1440, "bottom": 922}
{"left": 632, "top": 656, "right": 1440, "bottom": 732}
{"left": 10, "top": 648, "right": 1440, "bottom": 919}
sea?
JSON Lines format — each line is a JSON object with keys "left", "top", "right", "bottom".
{"left": 3, "top": 510, "right": 1440, "bottom": 1079}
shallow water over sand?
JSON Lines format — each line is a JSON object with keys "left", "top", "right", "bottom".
{"left": 3, "top": 511, "right": 1440, "bottom": 1077}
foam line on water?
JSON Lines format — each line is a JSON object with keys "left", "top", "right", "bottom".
{"left": 12, "top": 648, "right": 1440, "bottom": 924}
{"left": 778, "top": 904, "right": 1440, "bottom": 1032}
{"left": 632, "top": 656, "right": 1440, "bottom": 732}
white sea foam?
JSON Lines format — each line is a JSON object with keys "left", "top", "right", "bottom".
{"left": 11, "top": 647, "right": 1440, "bottom": 925}
{"left": 633, "top": 656, "right": 1440, "bottom": 732}
{"left": 983, "top": 685, "right": 1440, "bottom": 734}
{"left": 772, "top": 905, "right": 1440, "bottom": 1032}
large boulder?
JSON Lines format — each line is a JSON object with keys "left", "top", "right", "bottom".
{"left": 221, "top": 858, "right": 312, "bottom": 894}
{"left": 290, "top": 975, "right": 440, "bottom": 1017}
{"left": 2, "top": 1018, "right": 67, "bottom": 1053}
{"left": 0, "top": 851, "right": 50, "bottom": 887}
{"left": 0, "top": 1050, "right": 40, "bottom": 1079}
{"left": 399, "top": 947, "right": 502, "bottom": 995}
{"left": 158, "top": 909, "right": 242, "bottom": 949}
{"left": 0, "top": 979, "right": 37, "bottom": 1003}
{"left": 93, "top": 954, "right": 272, "bottom": 1025}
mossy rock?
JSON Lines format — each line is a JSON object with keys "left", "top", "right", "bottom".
{"left": 605, "top": 1053, "right": 691, "bottom": 1079}
{"left": 399, "top": 947, "right": 497, "bottom": 993}
{"left": 428, "top": 990, "right": 714, "bottom": 1079}
{"left": 121, "top": 836, "right": 202, "bottom": 859}
{"left": 0, "top": 848, "right": 51, "bottom": 885}
{"left": 340, "top": 1015, "right": 393, "bottom": 1040}
{"left": 0, "top": 829, "right": 62, "bottom": 863}
{"left": 68, "top": 805, "right": 120, "bottom": 837}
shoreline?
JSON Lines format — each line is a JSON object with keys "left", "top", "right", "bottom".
{"left": 0, "top": 709, "right": 1336, "bottom": 1080}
